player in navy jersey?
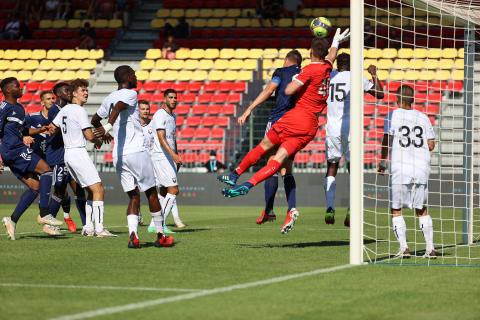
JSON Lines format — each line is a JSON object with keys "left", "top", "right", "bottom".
{"left": 46, "top": 82, "right": 87, "bottom": 232}
{"left": 237, "top": 50, "right": 302, "bottom": 225}
{"left": 0, "top": 77, "right": 64, "bottom": 240}
{"left": 28, "top": 91, "right": 55, "bottom": 160}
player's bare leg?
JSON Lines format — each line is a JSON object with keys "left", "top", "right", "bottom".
{"left": 126, "top": 188, "right": 142, "bottom": 248}
{"left": 416, "top": 207, "right": 436, "bottom": 258}
{"left": 391, "top": 209, "right": 410, "bottom": 258}
{"left": 324, "top": 161, "right": 338, "bottom": 225}
{"left": 144, "top": 186, "right": 174, "bottom": 247}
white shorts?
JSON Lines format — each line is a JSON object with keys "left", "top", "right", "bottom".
{"left": 64, "top": 148, "right": 101, "bottom": 188}
{"left": 114, "top": 151, "right": 156, "bottom": 192}
{"left": 152, "top": 153, "right": 178, "bottom": 187}
{"left": 326, "top": 135, "right": 350, "bottom": 163}
{"left": 391, "top": 184, "right": 428, "bottom": 210}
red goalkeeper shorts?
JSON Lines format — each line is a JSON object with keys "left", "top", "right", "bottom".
{"left": 266, "top": 109, "right": 318, "bottom": 156}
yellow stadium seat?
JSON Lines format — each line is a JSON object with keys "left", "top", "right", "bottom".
{"left": 263, "top": 70, "right": 271, "bottom": 80}
{"left": 185, "top": 9, "right": 199, "bottom": 18}
{"left": 457, "top": 48, "right": 464, "bottom": 58}
{"left": 208, "top": 70, "right": 224, "bottom": 81}
{"left": 17, "top": 71, "right": 33, "bottom": 82}
{"left": 234, "top": 49, "right": 249, "bottom": 59}
{"left": 0, "top": 60, "right": 12, "bottom": 70}
{"left": 81, "top": 19, "right": 95, "bottom": 27}
{"left": 435, "top": 70, "right": 451, "bottom": 81}
{"left": 300, "top": 8, "right": 312, "bottom": 16}
{"left": 389, "top": 70, "right": 404, "bottom": 81}
{"left": 171, "top": 9, "right": 185, "bottom": 18}
{"left": 223, "top": 70, "right": 239, "bottom": 81}
{"left": 442, "top": 48, "right": 457, "bottom": 59}
{"left": 303, "top": 58, "right": 311, "bottom": 65}
{"left": 263, "top": 49, "right": 278, "bottom": 59}
{"left": 363, "top": 59, "right": 377, "bottom": 69}
{"left": 221, "top": 18, "right": 235, "bottom": 28}
{"left": 155, "top": 59, "right": 170, "bottom": 70}
{"left": 382, "top": 48, "right": 397, "bottom": 59}
{"left": 3, "top": 50, "right": 18, "bottom": 60}
{"left": 198, "top": 59, "right": 214, "bottom": 70}
{"left": 39, "top": 20, "right": 53, "bottom": 28}
{"left": 75, "top": 70, "right": 91, "bottom": 79}
{"left": 164, "top": 18, "right": 177, "bottom": 26}
{"left": 81, "top": 59, "right": 96, "bottom": 70}
{"left": 146, "top": 49, "right": 161, "bottom": 60}
{"left": 190, "top": 49, "right": 205, "bottom": 60}
{"left": 175, "top": 49, "right": 190, "bottom": 60}
{"left": 163, "top": 70, "right": 179, "bottom": 81}
{"left": 60, "top": 50, "right": 75, "bottom": 60}
{"left": 17, "top": 50, "right": 32, "bottom": 60}
{"left": 220, "top": 48, "right": 235, "bottom": 59}
{"left": 438, "top": 59, "right": 454, "bottom": 70}
{"left": 157, "top": 9, "right": 170, "bottom": 18}
{"left": 377, "top": 58, "right": 393, "bottom": 70}
{"left": 427, "top": 49, "right": 442, "bottom": 59}
{"left": 74, "top": 50, "right": 90, "bottom": 60}
{"left": 340, "top": 8, "right": 350, "bottom": 16}
{"left": 365, "top": 48, "right": 382, "bottom": 59}
{"left": 236, "top": 18, "right": 251, "bottom": 28}
{"left": 243, "top": 59, "right": 257, "bottom": 70}
{"left": 108, "top": 19, "right": 123, "bottom": 28}
{"left": 207, "top": 19, "right": 221, "bottom": 28}
{"left": 31, "top": 49, "right": 46, "bottom": 60}
{"left": 336, "top": 18, "right": 349, "bottom": 27}
{"left": 326, "top": 8, "right": 341, "bottom": 16}
{"left": 24, "top": 60, "right": 40, "bottom": 70}
{"left": 226, "top": 9, "right": 241, "bottom": 18}
{"left": 46, "top": 70, "right": 62, "bottom": 81}
{"left": 32, "top": 70, "right": 48, "bottom": 81}
{"left": 53, "top": 60, "right": 68, "bottom": 70}
{"left": 136, "top": 70, "right": 149, "bottom": 81}
{"left": 454, "top": 59, "right": 464, "bottom": 70}
{"left": 397, "top": 48, "right": 414, "bottom": 59}
{"left": 241, "top": 8, "right": 255, "bottom": 17}
{"left": 140, "top": 59, "right": 154, "bottom": 70}
{"left": 263, "top": 59, "right": 273, "bottom": 69}
{"left": 60, "top": 70, "right": 76, "bottom": 81}
{"left": 199, "top": 9, "right": 213, "bottom": 18}
{"left": 89, "top": 49, "right": 104, "bottom": 60}
{"left": 312, "top": 8, "right": 327, "bottom": 16}
{"left": 94, "top": 19, "right": 108, "bottom": 28}
{"left": 278, "top": 19, "right": 293, "bottom": 27}
{"left": 293, "top": 18, "right": 308, "bottom": 28}
{"left": 9, "top": 60, "right": 24, "bottom": 70}
{"left": 424, "top": 59, "right": 439, "bottom": 70}
{"left": 52, "top": 20, "right": 67, "bottom": 28}
{"left": 0, "top": 50, "right": 4, "bottom": 59}
{"left": 404, "top": 70, "right": 420, "bottom": 81}
{"left": 452, "top": 70, "right": 463, "bottom": 80}
{"left": 238, "top": 70, "right": 252, "bottom": 81}
{"left": 213, "top": 9, "right": 227, "bottom": 17}
{"left": 298, "top": 48, "right": 310, "bottom": 57}
{"left": 377, "top": 70, "right": 388, "bottom": 81}
{"left": 67, "top": 60, "right": 82, "bottom": 70}
{"left": 177, "top": 70, "right": 193, "bottom": 81}
{"left": 204, "top": 48, "right": 220, "bottom": 59}
{"left": 214, "top": 59, "right": 229, "bottom": 70}
{"left": 169, "top": 60, "right": 184, "bottom": 70}
{"left": 393, "top": 59, "right": 409, "bottom": 69}
{"left": 409, "top": 59, "right": 425, "bottom": 70}
{"left": 228, "top": 59, "right": 243, "bottom": 70}
{"left": 192, "top": 19, "right": 207, "bottom": 28}
{"left": 183, "top": 59, "right": 199, "bottom": 70}
{"left": 151, "top": 19, "right": 164, "bottom": 29}
{"left": 67, "top": 19, "right": 81, "bottom": 28}
{"left": 278, "top": 48, "right": 292, "bottom": 57}
{"left": 248, "top": 49, "right": 263, "bottom": 59}
{"left": 149, "top": 70, "right": 165, "bottom": 81}
{"left": 2, "top": 71, "right": 17, "bottom": 78}
{"left": 39, "top": 60, "right": 54, "bottom": 70}
{"left": 418, "top": 70, "right": 435, "bottom": 81}
{"left": 192, "top": 70, "right": 208, "bottom": 81}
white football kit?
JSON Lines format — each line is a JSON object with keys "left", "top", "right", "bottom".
{"left": 142, "top": 122, "right": 155, "bottom": 154}
{"left": 97, "top": 89, "right": 156, "bottom": 192}
{"left": 52, "top": 103, "right": 101, "bottom": 188}
{"left": 326, "top": 70, "right": 374, "bottom": 162}
{"left": 151, "top": 108, "right": 178, "bottom": 187}
{"left": 384, "top": 108, "right": 435, "bottom": 209}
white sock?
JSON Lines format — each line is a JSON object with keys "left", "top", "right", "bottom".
{"left": 149, "top": 217, "right": 155, "bottom": 228}
{"left": 170, "top": 199, "right": 183, "bottom": 225}
{"left": 161, "top": 193, "right": 176, "bottom": 225}
{"left": 392, "top": 215, "right": 408, "bottom": 250}
{"left": 85, "top": 200, "right": 94, "bottom": 231}
{"left": 127, "top": 214, "right": 139, "bottom": 236}
{"left": 92, "top": 200, "right": 104, "bottom": 233}
{"left": 151, "top": 211, "right": 163, "bottom": 233}
{"left": 324, "top": 176, "right": 336, "bottom": 209}
{"left": 158, "top": 194, "right": 165, "bottom": 205}
{"left": 419, "top": 214, "right": 434, "bottom": 252}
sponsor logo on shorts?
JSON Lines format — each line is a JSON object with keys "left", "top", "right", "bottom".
{"left": 20, "top": 152, "right": 31, "bottom": 161}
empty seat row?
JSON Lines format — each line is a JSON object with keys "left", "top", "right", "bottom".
{"left": 140, "top": 59, "right": 258, "bottom": 71}
{"left": 138, "top": 92, "right": 242, "bottom": 104}
{"left": 0, "top": 70, "right": 92, "bottom": 82}
{"left": 364, "top": 58, "right": 463, "bottom": 70}
{"left": 135, "top": 70, "right": 253, "bottom": 82}
{"left": 0, "top": 59, "right": 97, "bottom": 71}
{"left": 0, "top": 49, "right": 104, "bottom": 61}
{"left": 39, "top": 19, "right": 123, "bottom": 29}
{"left": 138, "top": 81, "right": 246, "bottom": 93}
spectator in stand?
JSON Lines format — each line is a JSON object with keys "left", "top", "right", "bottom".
{"left": 45, "top": 0, "right": 60, "bottom": 19}
{"left": 205, "top": 151, "right": 227, "bottom": 173}
{"left": 18, "top": 16, "right": 31, "bottom": 40}
{"left": 283, "top": 0, "right": 303, "bottom": 19}
{"left": 174, "top": 17, "right": 190, "bottom": 38}
{"left": 1, "top": 14, "right": 21, "bottom": 40}
{"left": 78, "top": 22, "right": 96, "bottom": 49}
{"left": 115, "top": 0, "right": 129, "bottom": 27}
{"left": 162, "top": 35, "right": 179, "bottom": 59}
{"left": 364, "top": 20, "right": 374, "bottom": 47}
{"left": 256, "top": 0, "right": 282, "bottom": 27}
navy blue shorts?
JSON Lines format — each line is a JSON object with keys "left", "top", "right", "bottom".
{"left": 52, "top": 163, "right": 71, "bottom": 189}
{"left": 1, "top": 146, "right": 41, "bottom": 180}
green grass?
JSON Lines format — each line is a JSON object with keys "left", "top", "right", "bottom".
{"left": 0, "top": 205, "right": 479, "bottom": 320}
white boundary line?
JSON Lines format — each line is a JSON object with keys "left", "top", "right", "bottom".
{"left": 50, "top": 264, "right": 355, "bottom": 320}
{"left": 0, "top": 283, "right": 201, "bottom": 293}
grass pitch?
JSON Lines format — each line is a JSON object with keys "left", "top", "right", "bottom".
{"left": 0, "top": 204, "right": 479, "bottom": 320}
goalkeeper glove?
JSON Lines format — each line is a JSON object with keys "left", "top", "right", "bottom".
{"left": 331, "top": 28, "right": 351, "bottom": 49}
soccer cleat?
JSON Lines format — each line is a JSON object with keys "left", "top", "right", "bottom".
{"left": 2, "top": 217, "right": 16, "bottom": 240}
{"left": 422, "top": 250, "right": 437, "bottom": 259}
{"left": 175, "top": 222, "right": 186, "bottom": 228}
{"left": 64, "top": 217, "right": 77, "bottom": 233}
{"left": 154, "top": 233, "right": 174, "bottom": 247}
{"left": 217, "top": 172, "right": 239, "bottom": 186}
{"left": 281, "top": 208, "right": 299, "bottom": 234}
{"left": 344, "top": 210, "right": 350, "bottom": 228}
{"left": 325, "top": 207, "right": 335, "bottom": 225}
{"left": 96, "top": 229, "right": 117, "bottom": 237}
{"left": 37, "top": 214, "right": 63, "bottom": 226}
{"left": 43, "top": 224, "right": 63, "bottom": 236}
{"left": 394, "top": 248, "right": 411, "bottom": 258}
{"left": 222, "top": 183, "right": 251, "bottom": 198}
{"left": 81, "top": 227, "right": 95, "bottom": 237}
{"left": 163, "top": 225, "right": 175, "bottom": 234}
{"left": 147, "top": 225, "right": 156, "bottom": 233}
{"left": 256, "top": 210, "right": 276, "bottom": 225}
{"left": 128, "top": 232, "right": 140, "bottom": 249}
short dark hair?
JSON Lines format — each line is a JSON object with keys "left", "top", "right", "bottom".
{"left": 0, "top": 77, "right": 18, "bottom": 92}
{"left": 336, "top": 53, "right": 350, "bottom": 70}
{"left": 40, "top": 90, "right": 53, "bottom": 100}
{"left": 69, "top": 79, "right": 89, "bottom": 93}
{"left": 310, "top": 38, "right": 329, "bottom": 59}
{"left": 53, "top": 82, "right": 69, "bottom": 95}
{"left": 164, "top": 88, "right": 177, "bottom": 97}
{"left": 138, "top": 100, "right": 150, "bottom": 106}
{"left": 114, "top": 65, "right": 133, "bottom": 84}
{"left": 397, "top": 85, "right": 414, "bottom": 106}
{"left": 286, "top": 49, "right": 302, "bottom": 66}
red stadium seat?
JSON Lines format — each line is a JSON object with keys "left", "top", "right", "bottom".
{"left": 172, "top": 82, "right": 188, "bottom": 92}
{"left": 446, "top": 81, "right": 463, "bottom": 92}
{"left": 179, "top": 128, "right": 195, "bottom": 139}
{"left": 134, "top": 82, "right": 143, "bottom": 91}
{"left": 383, "top": 93, "right": 397, "bottom": 103}
{"left": 364, "top": 93, "right": 377, "bottom": 103}
{"left": 414, "top": 81, "right": 429, "bottom": 92}
{"left": 212, "top": 93, "right": 227, "bottom": 103}
{"left": 197, "top": 153, "right": 210, "bottom": 163}
{"left": 430, "top": 81, "right": 447, "bottom": 91}
{"left": 215, "top": 117, "right": 230, "bottom": 127}
{"left": 187, "top": 82, "right": 202, "bottom": 93}
{"left": 294, "top": 152, "right": 310, "bottom": 165}
{"left": 207, "top": 104, "right": 222, "bottom": 115}
{"left": 211, "top": 128, "right": 224, "bottom": 139}
{"left": 137, "top": 93, "right": 152, "bottom": 101}
{"left": 182, "top": 153, "right": 197, "bottom": 164}
{"left": 180, "top": 93, "right": 196, "bottom": 103}
{"left": 414, "top": 92, "right": 427, "bottom": 103}
{"left": 19, "top": 93, "right": 33, "bottom": 104}
{"left": 310, "top": 153, "right": 326, "bottom": 164}
{"left": 175, "top": 104, "right": 190, "bottom": 116}
{"left": 195, "top": 128, "right": 210, "bottom": 139}
{"left": 25, "top": 82, "right": 40, "bottom": 92}
{"left": 218, "top": 82, "right": 234, "bottom": 92}
{"left": 142, "top": 82, "right": 157, "bottom": 92}
{"left": 227, "top": 93, "right": 241, "bottom": 103}
{"left": 176, "top": 116, "right": 184, "bottom": 127}
{"left": 186, "top": 116, "right": 201, "bottom": 127}
{"left": 426, "top": 104, "right": 440, "bottom": 115}
{"left": 412, "top": 104, "right": 425, "bottom": 112}
{"left": 39, "top": 82, "right": 54, "bottom": 91}
{"left": 427, "top": 92, "right": 443, "bottom": 103}
{"left": 203, "top": 82, "right": 218, "bottom": 92}
{"left": 318, "top": 116, "right": 327, "bottom": 127}
{"left": 201, "top": 117, "right": 216, "bottom": 127}
{"left": 176, "top": 140, "right": 188, "bottom": 151}
{"left": 366, "top": 130, "right": 384, "bottom": 140}
{"left": 198, "top": 93, "right": 213, "bottom": 104}
{"left": 152, "top": 93, "right": 163, "bottom": 102}
{"left": 222, "top": 104, "right": 235, "bottom": 115}
{"left": 192, "top": 105, "right": 207, "bottom": 115}
{"left": 233, "top": 82, "right": 247, "bottom": 92}
{"left": 374, "top": 117, "right": 384, "bottom": 128}
{"left": 26, "top": 104, "right": 42, "bottom": 114}
{"left": 363, "top": 117, "right": 371, "bottom": 127}
{"left": 104, "top": 152, "right": 113, "bottom": 164}
{"left": 150, "top": 104, "right": 159, "bottom": 114}
{"left": 377, "top": 104, "right": 392, "bottom": 115}
{"left": 158, "top": 82, "right": 174, "bottom": 92}
{"left": 364, "top": 104, "right": 375, "bottom": 116}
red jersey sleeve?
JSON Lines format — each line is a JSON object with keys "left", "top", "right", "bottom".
{"left": 292, "top": 65, "right": 313, "bottom": 86}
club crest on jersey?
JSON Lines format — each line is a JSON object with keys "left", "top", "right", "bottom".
{"left": 172, "top": 178, "right": 177, "bottom": 183}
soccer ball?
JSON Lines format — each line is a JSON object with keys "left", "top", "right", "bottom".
{"left": 310, "top": 17, "right": 332, "bottom": 38}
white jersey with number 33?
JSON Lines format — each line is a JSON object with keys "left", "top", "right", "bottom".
{"left": 384, "top": 108, "right": 435, "bottom": 185}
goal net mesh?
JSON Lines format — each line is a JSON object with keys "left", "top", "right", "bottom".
{"left": 363, "top": 0, "right": 480, "bottom": 265}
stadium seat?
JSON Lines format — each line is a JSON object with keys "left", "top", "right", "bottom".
{"left": 179, "top": 128, "right": 195, "bottom": 139}
{"left": 211, "top": 128, "right": 224, "bottom": 139}
{"left": 201, "top": 117, "right": 216, "bottom": 127}
{"left": 175, "top": 104, "right": 190, "bottom": 115}
{"left": 195, "top": 128, "right": 210, "bottom": 139}
{"left": 215, "top": 117, "right": 230, "bottom": 127}
{"left": 176, "top": 116, "right": 184, "bottom": 127}
{"left": 192, "top": 105, "right": 207, "bottom": 115}
{"left": 222, "top": 104, "right": 235, "bottom": 115}
{"left": 181, "top": 93, "right": 196, "bottom": 103}
{"left": 186, "top": 116, "right": 201, "bottom": 127}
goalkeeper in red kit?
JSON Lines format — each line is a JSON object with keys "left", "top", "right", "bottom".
{"left": 218, "top": 28, "right": 350, "bottom": 234}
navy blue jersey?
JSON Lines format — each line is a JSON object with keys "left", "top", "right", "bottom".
{"left": 269, "top": 65, "right": 300, "bottom": 122}
{"left": 45, "top": 104, "right": 64, "bottom": 166}
{"left": 0, "top": 101, "right": 29, "bottom": 153}
{"left": 28, "top": 111, "right": 49, "bottom": 159}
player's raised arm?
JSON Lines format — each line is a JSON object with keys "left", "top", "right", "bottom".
{"left": 238, "top": 81, "right": 278, "bottom": 125}
{"left": 366, "top": 65, "right": 384, "bottom": 99}
{"left": 326, "top": 28, "right": 350, "bottom": 64}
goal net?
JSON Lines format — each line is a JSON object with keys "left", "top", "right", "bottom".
{"left": 353, "top": 0, "right": 480, "bottom": 265}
